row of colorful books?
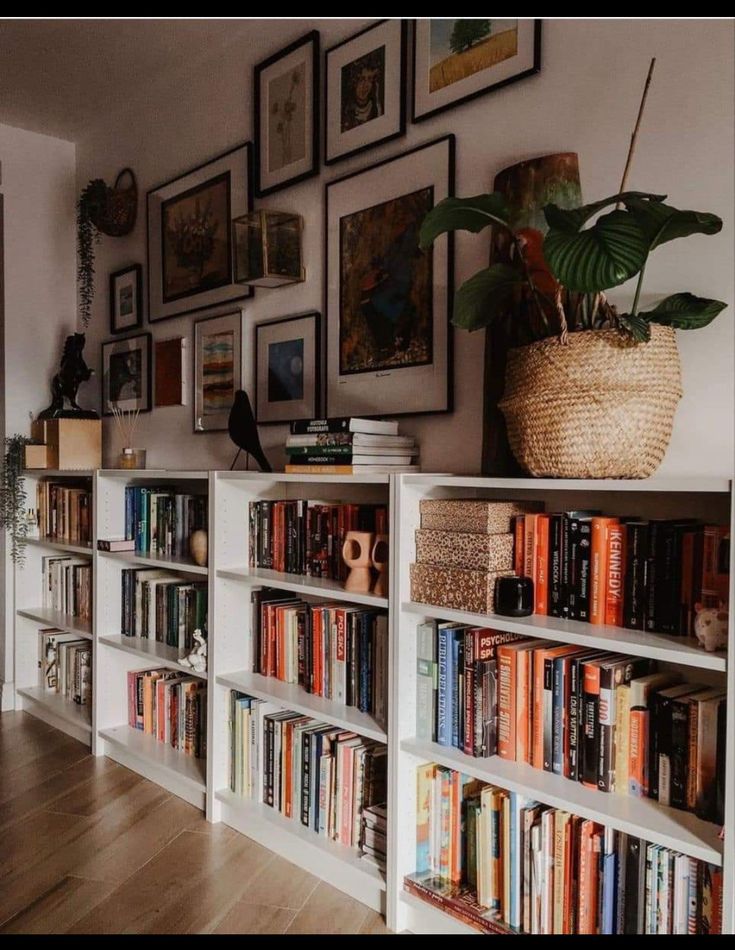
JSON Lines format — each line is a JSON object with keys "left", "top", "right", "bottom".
{"left": 229, "top": 691, "right": 386, "bottom": 852}
{"left": 36, "top": 479, "right": 92, "bottom": 544}
{"left": 124, "top": 486, "right": 208, "bottom": 557}
{"left": 284, "top": 416, "right": 419, "bottom": 475}
{"left": 127, "top": 668, "right": 207, "bottom": 758}
{"left": 411, "top": 762, "right": 722, "bottom": 934}
{"left": 251, "top": 588, "right": 388, "bottom": 725}
{"left": 121, "top": 568, "right": 208, "bottom": 651}
{"left": 42, "top": 555, "right": 92, "bottom": 621}
{"left": 248, "top": 498, "right": 388, "bottom": 580}
{"left": 39, "top": 628, "right": 91, "bottom": 704}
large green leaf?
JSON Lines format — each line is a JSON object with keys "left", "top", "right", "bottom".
{"left": 452, "top": 263, "right": 524, "bottom": 331}
{"left": 543, "top": 191, "right": 666, "bottom": 233}
{"left": 419, "top": 194, "right": 511, "bottom": 250}
{"left": 543, "top": 210, "right": 649, "bottom": 293}
{"left": 619, "top": 312, "right": 651, "bottom": 342}
{"left": 640, "top": 293, "right": 727, "bottom": 330}
{"left": 623, "top": 198, "right": 722, "bottom": 250}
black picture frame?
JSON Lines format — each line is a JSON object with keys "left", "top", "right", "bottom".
{"left": 411, "top": 19, "right": 542, "bottom": 123}
{"left": 146, "top": 142, "right": 253, "bottom": 324}
{"left": 325, "top": 134, "right": 455, "bottom": 420}
{"left": 255, "top": 311, "right": 321, "bottom": 425}
{"left": 101, "top": 332, "right": 152, "bottom": 416}
{"left": 324, "top": 19, "right": 407, "bottom": 167}
{"left": 254, "top": 30, "right": 320, "bottom": 197}
{"left": 109, "top": 263, "right": 143, "bottom": 334}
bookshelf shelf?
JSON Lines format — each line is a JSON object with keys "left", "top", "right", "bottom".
{"left": 216, "top": 670, "right": 387, "bottom": 743}
{"left": 401, "top": 474, "right": 732, "bottom": 494}
{"left": 99, "top": 635, "right": 207, "bottom": 680}
{"left": 17, "top": 607, "right": 92, "bottom": 640}
{"left": 403, "top": 601, "right": 727, "bottom": 672}
{"left": 215, "top": 789, "right": 385, "bottom": 912}
{"left": 17, "top": 685, "right": 92, "bottom": 743}
{"left": 402, "top": 737, "right": 723, "bottom": 866}
{"left": 98, "top": 549, "right": 208, "bottom": 575}
{"left": 25, "top": 536, "right": 93, "bottom": 556}
{"left": 99, "top": 725, "right": 206, "bottom": 809}
{"left": 217, "top": 566, "right": 388, "bottom": 609}
{"left": 399, "top": 889, "right": 484, "bottom": 935}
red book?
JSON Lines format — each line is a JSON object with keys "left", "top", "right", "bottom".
{"left": 604, "top": 523, "right": 626, "bottom": 626}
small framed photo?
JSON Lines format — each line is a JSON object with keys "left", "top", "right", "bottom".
{"left": 325, "top": 19, "right": 407, "bottom": 166}
{"left": 109, "top": 264, "right": 143, "bottom": 334}
{"left": 193, "top": 309, "right": 243, "bottom": 433}
{"left": 254, "top": 30, "right": 320, "bottom": 197}
{"left": 412, "top": 18, "right": 541, "bottom": 123}
{"left": 101, "top": 332, "right": 152, "bottom": 415}
{"left": 255, "top": 312, "right": 321, "bottom": 425}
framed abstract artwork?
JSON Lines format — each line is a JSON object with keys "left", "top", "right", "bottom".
{"left": 255, "top": 312, "right": 321, "bottom": 425}
{"left": 412, "top": 18, "right": 541, "bottom": 122}
{"left": 147, "top": 143, "right": 252, "bottom": 323}
{"left": 101, "top": 332, "right": 152, "bottom": 416}
{"left": 325, "top": 135, "right": 454, "bottom": 419}
{"left": 109, "top": 264, "right": 142, "bottom": 334}
{"left": 325, "top": 19, "right": 407, "bottom": 166}
{"left": 193, "top": 309, "right": 243, "bottom": 433}
{"left": 254, "top": 30, "right": 320, "bottom": 197}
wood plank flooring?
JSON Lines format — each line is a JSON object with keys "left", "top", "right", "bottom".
{"left": 0, "top": 711, "right": 391, "bottom": 934}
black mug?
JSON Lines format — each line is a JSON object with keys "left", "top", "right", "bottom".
{"left": 494, "top": 575, "right": 534, "bottom": 617}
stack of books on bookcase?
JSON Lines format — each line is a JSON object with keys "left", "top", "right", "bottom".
{"left": 42, "top": 553, "right": 92, "bottom": 621}
{"left": 36, "top": 478, "right": 93, "bottom": 544}
{"left": 121, "top": 568, "right": 208, "bottom": 651}
{"left": 124, "top": 484, "right": 208, "bottom": 556}
{"left": 285, "top": 417, "right": 419, "bottom": 475}
{"left": 127, "top": 668, "right": 207, "bottom": 758}
{"left": 39, "top": 627, "right": 92, "bottom": 706}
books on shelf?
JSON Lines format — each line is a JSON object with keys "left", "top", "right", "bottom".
{"left": 250, "top": 588, "right": 388, "bottom": 727}
{"left": 97, "top": 537, "right": 136, "bottom": 552}
{"left": 249, "top": 499, "right": 387, "bottom": 581}
{"left": 36, "top": 479, "right": 92, "bottom": 544}
{"left": 127, "top": 668, "right": 207, "bottom": 758}
{"left": 290, "top": 417, "right": 399, "bottom": 436}
{"left": 42, "top": 554, "right": 92, "bottom": 621}
{"left": 361, "top": 802, "right": 387, "bottom": 871}
{"left": 124, "top": 485, "right": 207, "bottom": 558}
{"left": 409, "top": 762, "right": 722, "bottom": 934}
{"left": 229, "top": 690, "right": 387, "bottom": 850}
{"left": 39, "top": 628, "right": 91, "bottom": 704}
{"left": 285, "top": 417, "right": 419, "bottom": 474}
{"left": 121, "top": 568, "right": 208, "bottom": 651}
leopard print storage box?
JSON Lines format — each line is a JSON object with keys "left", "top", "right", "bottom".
{"left": 415, "top": 529, "right": 514, "bottom": 572}
{"left": 418, "top": 498, "right": 541, "bottom": 534}
{"left": 410, "top": 563, "right": 514, "bottom": 614}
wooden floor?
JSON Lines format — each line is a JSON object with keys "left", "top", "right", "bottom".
{"left": 0, "top": 711, "right": 391, "bottom": 934}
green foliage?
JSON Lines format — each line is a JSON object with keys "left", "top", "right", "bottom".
{"left": 1, "top": 436, "right": 31, "bottom": 565}
{"left": 453, "top": 264, "right": 525, "bottom": 331}
{"left": 77, "top": 180, "right": 104, "bottom": 330}
{"left": 449, "top": 19, "right": 491, "bottom": 54}
{"left": 419, "top": 194, "right": 511, "bottom": 250}
{"left": 640, "top": 293, "right": 727, "bottom": 330}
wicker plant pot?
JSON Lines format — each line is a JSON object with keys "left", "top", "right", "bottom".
{"left": 498, "top": 325, "right": 683, "bottom": 479}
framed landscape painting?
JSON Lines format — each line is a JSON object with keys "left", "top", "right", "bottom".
{"left": 101, "top": 333, "right": 152, "bottom": 415}
{"left": 325, "top": 135, "right": 454, "bottom": 418}
{"left": 325, "top": 19, "right": 406, "bottom": 165}
{"left": 254, "top": 31, "right": 320, "bottom": 196}
{"left": 147, "top": 143, "right": 252, "bottom": 322}
{"left": 255, "top": 312, "right": 320, "bottom": 425}
{"left": 193, "top": 309, "right": 243, "bottom": 433}
{"left": 412, "top": 18, "right": 541, "bottom": 122}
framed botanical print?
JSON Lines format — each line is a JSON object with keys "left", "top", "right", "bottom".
{"left": 254, "top": 30, "right": 320, "bottom": 197}
{"left": 325, "top": 135, "right": 454, "bottom": 419}
{"left": 109, "top": 264, "right": 143, "bottom": 334}
{"left": 325, "top": 19, "right": 407, "bottom": 166}
{"left": 255, "top": 312, "right": 320, "bottom": 425}
{"left": 193, "top": 309, "right": 243, "bottom": 433}
{"left": 147, "top": 143, "right": 252, "bottom": 323}
{"left": 101, "top": 333, "right": 152, "bottom": 415}
{"left": 412, "top": 19, "right": 541, "bottom": 122}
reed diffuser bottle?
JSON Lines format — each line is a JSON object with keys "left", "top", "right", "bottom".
{"left": 111, "top": 406, "right": 146, "bottom": 469}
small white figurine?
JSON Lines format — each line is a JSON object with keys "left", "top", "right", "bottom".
{"left": 181, "top": 629, "right": 207, "bottom": 673}
{"left": 693, "top": 603, "right": 728, "bottom": 653}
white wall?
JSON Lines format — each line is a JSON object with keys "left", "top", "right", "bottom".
{"left": 76, "top": 18, "right": 734, "bottom": 478}
{"left": 0, "top": 122, "right": 77, "bottom": 706}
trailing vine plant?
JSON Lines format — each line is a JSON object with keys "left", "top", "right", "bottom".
{"left": 77, "top": 179, "right": 105, "bottom": 330}
{"left": 1, "top": 435, "right": 31, "bottom": 565}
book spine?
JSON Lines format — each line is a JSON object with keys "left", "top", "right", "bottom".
{"left": 670, "top": 698, "right": 690, "bottom": 809}
{"left": 551, "top": 657, "right": 565, "bottom": 775}
{"left": 576, "top": 520, "right": 592, "bottom": 622}
{"left": 497, "top": 646, "right": 515, "bottom": 760}
{"left": 628, "top": 707, "right": 649, "bottom": 798}
{"left": 534, "top": 515, "right": 550, "bottom": 615}
{"left": 623, "top": 522, "right": 648, "bottom": 629}
{"left": 437, "top": 627, "right": 450, "bottom": 746}
{"left": 605, "top": 523, "right": 626, "bottom": 627}
{"left": 549, "top": 514, "right": 563, "bottom": 618}
{"left": 581, "top": 661, "right": 601, "bottom": 789}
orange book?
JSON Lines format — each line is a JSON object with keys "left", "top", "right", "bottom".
{"left": 497, "top": 644, "right": 517, "bottom": 759}
{"left": 577, "top": 820, "right": 601, "bottom": 934}
{"left": 590, "top": 517, "right": 618, "bottom": 624}
{"left": 628, "top": 707, "right": 649, "bottom": 797}
{"left": 532, "top": 643, "right": 577, "bottom": 770}
{"left": 514, "top": 638, "right": 548, "bottom": 764}
{"left": 524, "top": 514, "right": 537, "bottom": 581}
{"left": 534, "top": 514, "right": 550, "bottom": 615}
{"left": 604, "top": 523, "right": 626, "bottom": 626}
{"left": 514, "top": 515, "right": 525, "bottom": 576}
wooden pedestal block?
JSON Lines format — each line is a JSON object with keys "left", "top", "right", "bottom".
{"left": 41, "top": 418, "right": 102, "bottom": 470}
{"left": 24, "top": 444, "right": 49, "bottom": 469}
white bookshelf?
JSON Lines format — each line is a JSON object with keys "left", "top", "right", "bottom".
{"left": 389, "top": 473, "right": 734, "bottom": 935}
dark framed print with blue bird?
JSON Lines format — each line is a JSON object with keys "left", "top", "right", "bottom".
{"left": 325, "top": 135, "right": 454, "bottom": 418}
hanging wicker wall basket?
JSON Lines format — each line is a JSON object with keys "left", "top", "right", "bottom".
{"left": 88, "top": 167, "right": 138, "bottom": 237}
{"left": 498, "top": 325, "right": 683, "bottom": 479}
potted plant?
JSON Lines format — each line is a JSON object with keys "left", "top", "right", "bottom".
{"left": 419, "top": 189, "right": 725, "bottom": 478}
{"left": 77, "top": 179, "right": 105, "bottom": 330}
{"left": 1, "top": 435, "right": 32, "bottom": 564}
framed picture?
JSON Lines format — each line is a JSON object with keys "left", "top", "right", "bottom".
{"left": 325, "top": 19, "right": 407, "bottom": 166}
{"left": 109, "top": 264, "right": 143, "bottom": 334}
{"left": 412, "top": 18, "right": 541, "bottom": 123}
{"left": 101, "top": 332, "right": 152, "bottom": 416}
{"left": 147, "top": 142, "right": 252, "bottom": 323}
{"left": 193, "top": 309, "right": 243, "bottom": 433}
{"left": 255, "top": 312, "right": 320, "bottom": 425}
{"left": 325, "top": 135, "right": 454, "bottom": 419}
{"left": 155, "top": 337, "right": 188, "bottom": 408}
{"left": 254, "top": 30, "right": 320, "bottom": 197}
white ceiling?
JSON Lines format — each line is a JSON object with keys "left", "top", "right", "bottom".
{"left": 0, "top": 18, "right": 326, "bottom": 142}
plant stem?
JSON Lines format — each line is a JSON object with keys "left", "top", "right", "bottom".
{"left": 510, "top": 233, "right": 549, "bottom": 331}
{"left": 631, "top": 259, "right": 647, "bottom": 316}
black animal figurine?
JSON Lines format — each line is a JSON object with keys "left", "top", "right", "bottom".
{"left": 228, "top": 390, "right": 271, "bottom": 472}
{"left": 38, "top": 332, "right": 98, "bottom": 419}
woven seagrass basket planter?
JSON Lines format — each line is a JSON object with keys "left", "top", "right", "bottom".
{"left": 498, "top": 325, "right": 683, "bottom": 479}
